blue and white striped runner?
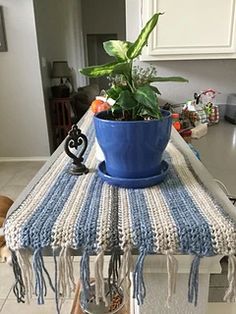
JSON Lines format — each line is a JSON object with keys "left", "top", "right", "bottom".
{"left": 4, "top": 110, "right": 236, "bottom": 311}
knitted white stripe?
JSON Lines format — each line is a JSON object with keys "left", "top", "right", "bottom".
{"left": 168, "top": 143, "right": 236, "bottom": 255}
{"left": 94, "top": 183, "right": 114, "bottom": 305}
{"left": 144, "top": 183, "right": 179, "bottom": 253}
{"left": 118, "top": 188, "right": 133, "bottom": 249}
{"left": 96, "top": 183, "right": 113, "bottom": 249}
{"left": 117, "top": 188, "right": 133, "bottom": 295}
{"left": 143, "top": 180, "right": 179, "bottom": 305}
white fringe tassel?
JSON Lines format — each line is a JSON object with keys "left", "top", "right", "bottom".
{"left": 16, "top": 249, "right": 33, "bottom": 304}
{"left": 224, "top": 254, "right": 236, "bottom": 302}
{"left": 166, "top": 250, "right": 178, "bottom": 307}
{"left": 58, "top": 246, "right": 76, "bottom": 302}
{"left": 94, "top": 250, "right": 107, "bottom": 306}
{"left": 118, "top": 244, "right": 132, "bottom": 307}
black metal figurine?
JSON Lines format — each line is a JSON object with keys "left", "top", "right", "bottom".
{"left": 64, "top": 125, "right": 89, "bottom": 175}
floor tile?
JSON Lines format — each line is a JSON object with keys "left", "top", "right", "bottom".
{"left": 0, "top": 264, "right": 14, "bottom": 299}
{"left": 61, "top": 299, "right": 73, "bottom": 314}
{"left": 0, "top": 161, "right": 44, "bottom": 200}
{"left": 208, "top": 287, "right": 225, "bottom": 302}
{"left": 1, "top": 300, "right": 60, "bottom": 314}
{"left": 0, "top": 185, "right": 27, "bottom": 201}
{"left": 0, "top": 300, "right": 5, "bottom": 312}
{"left": 209, "top": 273, "right": 228, "bottom": 288}
{"left": 8, "top": 170, "right": 39, "bottom": 187}
{"left": 0, "top": 173, "right": 14, "bottom": 191}
{"left": 207, "top": 302, "right": 236, "bottom": 314}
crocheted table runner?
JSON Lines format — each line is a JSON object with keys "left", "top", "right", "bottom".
{"left": 5, "top": 111, "right": 236, "bottom": 312}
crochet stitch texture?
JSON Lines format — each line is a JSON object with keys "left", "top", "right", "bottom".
{"left": 4, "top": 111, "right": 236, "bottom": 312}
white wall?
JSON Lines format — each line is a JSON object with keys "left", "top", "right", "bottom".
{"left": 126, "top": 0, "right": 236, "bottom": 105}
{"left": 0, "top": 0, "right": 50, "bottom": 158}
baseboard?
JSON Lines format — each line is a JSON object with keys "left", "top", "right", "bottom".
{"left": 0, "top": 156, "right": 49, "bottom": 162}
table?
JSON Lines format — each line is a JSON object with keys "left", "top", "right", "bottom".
{"left": 5, "top": 111, "right": 236, "bottom": 314}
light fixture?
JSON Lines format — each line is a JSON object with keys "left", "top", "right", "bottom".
{"left": 51, "top": 61, "right": 72, "bottom": 98}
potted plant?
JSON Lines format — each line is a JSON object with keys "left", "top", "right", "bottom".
{"left": 80, "top": 13, "right": 188, "bottom": 188}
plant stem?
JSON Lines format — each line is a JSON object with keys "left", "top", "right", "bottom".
{"left": 132, "top": 108, "right": 136, "bottom": 120}
{"left": 124, "top": 61, "right": 135, "bottom": 93}
{"left": 126, "top": 80, "right": 134, "bottom": 93}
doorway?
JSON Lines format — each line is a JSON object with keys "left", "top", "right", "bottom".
{"left": 87, "top": 33, "right": 117, "bottom": 90}
{"left": 81, "top": 0, "right": 126, "bottom": 90}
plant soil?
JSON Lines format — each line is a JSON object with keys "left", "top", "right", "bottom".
{"left": 101, "top": 110, "right": 157, "bottom": 121}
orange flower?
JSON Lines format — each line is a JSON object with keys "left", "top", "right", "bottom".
{"left": 91, "top": 99, "right": 110, "bottom": 114}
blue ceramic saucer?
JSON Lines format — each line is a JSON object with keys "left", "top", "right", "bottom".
{"left": 97, "top": 160, "right": 169, "bottom": 189}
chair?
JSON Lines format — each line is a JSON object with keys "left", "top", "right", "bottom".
{"left": 50, "top": 98, "right": 73, "bottom": 149}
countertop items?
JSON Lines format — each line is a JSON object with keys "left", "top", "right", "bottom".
{"left": 191, "top": 124, "right": 208, "bottom": 139}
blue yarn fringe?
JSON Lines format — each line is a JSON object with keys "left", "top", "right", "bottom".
{"left": 133, "top": 248, "right": 147, "bottom": 305}
{"left": 53, "top": 251, "right": 60, "bottom": 314}
{"left": 32, "top": 248, "right": 55, "bottom": 305}
{"left": 188, "top": 255, "right": 201, "bottom": 306}
{"left": 11, "top": 250, "right": 25, "bottom": 303}
{"left": 80, "top": 247, "right": 91, "bottom": 307}
{"left": 108, "top": 246, "right": 121, "bottom": 298}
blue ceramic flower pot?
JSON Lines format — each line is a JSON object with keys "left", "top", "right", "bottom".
{"left": 94, "top": 110, "right": 172, "bottom": 179}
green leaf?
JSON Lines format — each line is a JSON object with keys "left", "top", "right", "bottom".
{"left": 149, "top": 76, "right": 189, "bottom": 83}
{"left": 127, "top": 13, "right": 163, "bottom": 59}
{"left": 112, "top": 62, "right": 131, "bottom": 75}
{"left": 139, "top": 107, "right": 161, "bottom": 119}
{"left": 117, "top": 90, "right": 138, "bottom": 109}
{"left": 134, "top": 85, "right": 158, "bottom": 110}
{"left": 150, "top": 85, "right": 161, "bottom": 95}
{"left": 107, "top": 86, "right": 123, "bottom": 100}
{"left": 80, "top": 61, "right": 126, "bottom": 78}
{"left": 111, "top": 103, "right": 121, "bottom": 113}
{"left": 103, "top": 40, "right": 132, "bottom": 61}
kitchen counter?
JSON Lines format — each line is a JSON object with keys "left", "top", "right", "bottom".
{"left": 192, "top": 121, "right": 236, "bottom": 196}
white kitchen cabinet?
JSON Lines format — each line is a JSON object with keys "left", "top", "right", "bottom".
{"left": 140, "top": 0, "right": 236, "bottom": 60}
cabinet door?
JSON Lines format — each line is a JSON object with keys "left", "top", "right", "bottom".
{"left": 141, "top": 0, "right": 236, "bottom": 60}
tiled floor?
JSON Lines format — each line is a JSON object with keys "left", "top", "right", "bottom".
{"left": 0, "top": 161, "right": 45, "bottom": 200}
{"left": 0, "top": 123, "right": 236, "bottom": 314}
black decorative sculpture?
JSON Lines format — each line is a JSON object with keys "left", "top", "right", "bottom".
{"left": 64, "top": 125, "right": 89, "bottom": 175}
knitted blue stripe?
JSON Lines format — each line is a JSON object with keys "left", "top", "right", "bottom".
{"left": 127, "top": 189, "right": 155, "bottom": 252}
{"left": 161, "top": 154, "right": 214, "bottom": 256}
{"left": 20, "top": 125, "right": 95, "bottom": 250}
{"left": 73, "top": 175, "right": 104, "bottom": 306}
{"left": 127, "top": 189, "right": 155, "bottom": 305}
{"left": 73, "top": 174, "right": 104, "bottom": 249}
